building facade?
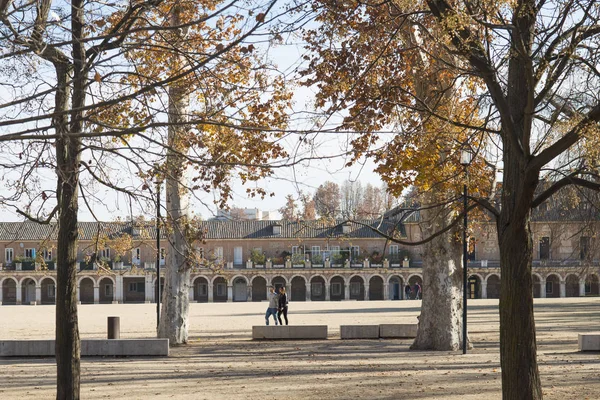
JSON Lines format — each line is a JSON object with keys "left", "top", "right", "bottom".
{"left": 0, "top": 219, "right": 598, "bottom": 305}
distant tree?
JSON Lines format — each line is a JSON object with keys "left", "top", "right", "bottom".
{"left": 340, "top": 180, "right": 363, "bottom": 219}
{"left": 357, "top": 184, "right": 387, "bottom": 218}
{"left": 279, "top": 194, "right": 298, "bottom": 220}
{"left": 313, "top": 181, "right": 341, "bottom": 219}
{"left": 300, "top": 193, "right": 316, "bottom": 220}
{"left": 229, "top": 207, "right": 248, "bottom": 221}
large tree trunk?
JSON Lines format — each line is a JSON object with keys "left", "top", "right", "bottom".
{"left": 497, "top": 150, "right": 542, "bottom": 399}
{"left": 411, "top": 193, "right": 465, "bottom": 350}
{"left": 158, "top": 3, "right": 191, "bottom": 344}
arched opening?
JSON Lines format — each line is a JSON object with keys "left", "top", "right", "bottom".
{"left": 20, "top": 278, "right": 36, "bottom": 304}
{"left": 213, "top": 276, "right": 228, "bottom": 302}
{"left": 40, "top": 278, "right": 56, "bottom": 305}
{"left": 193, "top": 277, "right": 209, "bottom": 302}
{"left": 291, "top": 276, "right": 306, "bottom": 301}
{"left": 533, "top": 275, "right": 542, "bottom": 298}
{"left": 585, "top": 274, "right": 599, "bottom": 296}
{"left": 78, "top": 277, "right": 94, "bottom": 304}
{"left": 2, "top": 278, "right": 17, "bottom": 305}
{"left": 349, "top": 276, "right": 365, "bottom": 300}
{"left": 545, "top": 274, "right": 560, "bottom": 298}
{"left": 154, "top": 277, "right": 165, "bottom": 303}
{"left": 369, "top": 276, "right": 384, "bottom": 300}
{"left": 233, "top": 277, "right": 248, "bottom": 302}
{"left": 123, "top": 277, "right": 145, "bottom": 303}
{"left": 408, "top": 275, "right": 423, "bottom": 299}
{"left": 99, "top": 277, "right": 114, "bottom": 304}
{"left": 252, "top": 276, "right": 267, "bottom": 302}
{"left": 272, "top": 276, "right": 287, "bottom": 292}
{"left": 388, "top": 275, "right": 403, "bottom": 300}
{"left": 486, "top": 275, "right": 500, "bottom": 299}
{"left": 310, "top": 276, "right": 326, "bottom": 301}
{"left": 565, "top": 274, "right": 580, "bottom": 297}
{"left": 468, "top": 275, "right": 482, "bottom": 299}
{"left": 329, "top": 276, "right": 345, "bottom": 301}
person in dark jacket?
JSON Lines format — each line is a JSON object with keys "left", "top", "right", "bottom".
{"left": 404, "top": 284, "right": 411, "bottom": 300}
{"left": 277, "top": 287, "right": 289, "bottom": 325}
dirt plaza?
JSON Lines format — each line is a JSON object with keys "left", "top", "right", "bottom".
{"left": 0, "top": 298, "right": 599, "bottom": 399}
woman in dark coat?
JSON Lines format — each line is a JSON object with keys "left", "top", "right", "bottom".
{"left": 277, "top": 287, "right": 289, "bottom": 325}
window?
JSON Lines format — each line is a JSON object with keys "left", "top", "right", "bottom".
{"left": 128, "top": 282, "right": 144, "bottom": 292}
{"left": 545, "top": 281, "right": 553, "bottom": 294}
{"left": 351, "top": 246, "right": 360, "bottom": 260}
{"left": 25, "top": 248, "right": 36, "bottom": 258}
{"left": 580, "top": 237, "right": 591, "bottom": 260}
{"left": 311, "top": 282, "right": 323, "bottom": 296}
{"left": 47, "top": 284, "right": 55, "bottom": 298}
{"left": 350, "top": 282, "right": 361, "bottom": 296}
{"left": 539, "top": 237, "right": 550, "bottom": 260}
{"left": 42, "top": 249, "right": 53, "bottom": 261}
{"left": 100, "top": 247, "right": 110, "bottom": 259}
{"left": 389, "top": 245, "right": 399, "bottom": 255}
{"left": 104, "top": 284, "right": 113, "bottom": 297}
{"left": 160, "top": 248, "right": 166, "bottom": 265}
{"left": 311, "top": 246, "right": 321, "bottom": 256}
{"left": 132, "top": 248, "right": 141, "bottom": 264}
{"left": 5, "top": 248, "right": 13, "bottom": 264}
{"left": 330, "top": 246, "right": 340, "bottom": 255}
{"left": 214, "top": 247, "right": 223, "bottom": 261}
{"left": 216, "top": 283, "right": 226, "bottom": 296}
{"left": 292, "top": 246, "right": 301, "bottom": 255}
{"left": 331, "top": 282, "right": 342, "bottom": 296}
{"left": 585, "top": 282, "right": 591, "bottom": 294}
{"left": 198, "top": 283, "right": 208, "bottom": 296}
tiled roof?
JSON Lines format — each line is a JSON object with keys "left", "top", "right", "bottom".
{"left": 0, "top": 219, "right": 406, "bottom": 242}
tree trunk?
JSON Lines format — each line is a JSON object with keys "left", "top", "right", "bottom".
{"left": 497, "top": 150, "right": 542, "bottom": 399}
{"left": 411, "top": 194, "right": 465, "bottom": 350}
{"left": 158, "top": 3, "right": 191, "bottom": 344}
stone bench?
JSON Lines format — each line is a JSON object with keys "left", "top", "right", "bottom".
{"left": 340, "top": 325, "right": 380, "bottom": 339}
{"left": 379, "top": 324, "right": 418, "bottom": 338}
{"left": 0, "top": 339, "right": 169, "bottom": 357}
{"left": 252, "top": 325, "right": 327, "bottom": 340}
{"left": 578, "top": 333, "right": 600, "bottom": 351}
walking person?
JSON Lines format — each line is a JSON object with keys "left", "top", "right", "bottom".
{"left": 404, "top": 284, "right": 411, "bottom": 300}
{"left": 415, "top": 282, "right": 422, "bottom": 300}
{"left": 277, "top": 287, "right": 289, "bottom": 325}
{"left": 265, "top": 287, "right": 279, "bottom": 325}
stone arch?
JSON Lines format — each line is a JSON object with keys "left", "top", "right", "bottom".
{"left": 20, "top": 277, "right": 37, "bottom": 304}
{"left": 212, "top": 276, "right": 228, "bottom": 302}
{"left": 407, "top": 274, "right": 423, "bottom": 299}
{"left": 192, "top": 276, "right": 210, "bottom": 302}
{"left": 98, "top": 277, "right": 114, "bottom": 304}
{"left": 309, "top": 275, "right": 326, "bottom": 301}
{"left": 18, "top": 275, "right": 38, "bottom": 286}
{"left": 40, "top": 276, "right": 57, "bottom": 305}
{"left": 77, "top": 275, "right": 96, "bottom": 285}
{"left": 271, "top": 275, "right": 287, "bottom": 292}
{"left": 468, "top": 274, "right": 483, "bottom": 299}
{"left": 584, "top": 274, "right": 599, "bottom": 296}
{"left": 565, "top": 274, "right": 580, "bottom": 297}
{"left": 329, "top": 275, "right": 346, "bottom": 301}
{"left": 290, "top": 275, "right": 307, "bottom": 302}
{"left": 232, "top": 276, "right": 248, "bottom": 302}
{"left": 1, "top": 277, "right": 17, "bottom": 305}
{"left": 229, "top": 275, "right": 249, "bottom": 285}
{"left": 368, "top": 275, "right": 385, "bottom": 300}
{"left": 348, "top": 275, "right": 365, "bottom": 300}
{"left": 532, "top": 273, "right": 543, "bottom": 298}
{"left": 78, "top": 276, "right": 95, "bottom": 304}
{"left": 251, "top": 276, "right": 267, "bottom": 302}
{"left": 545, "top": 274, "right": 560, "bottom": 298}
{"left": 486, "top": 274, "right": 501, "bottom": 299}
{"left": 387, "top": 275, "right": 404, "bottom": 300}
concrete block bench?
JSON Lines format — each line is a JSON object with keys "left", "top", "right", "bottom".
{"left": 578, "top": 333, "right": 600, "bottom": 351}
{"left": 0, "top": 339, "right": 169, "bottom": 357}
{"left": 340, "top": 325, "right": 379, "bottom": 339}
{"left": 252, "top": 325, "right": 327, "bottom": 340}
{"left": 379, "top": 324, "right": 418, "bottom": 338}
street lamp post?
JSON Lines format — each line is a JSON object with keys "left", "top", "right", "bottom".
{"left": 460, "top": 149, "right": 472, "bottom": 354}
{"left": 155, "top": 179, "right": 162, "bottom": 332}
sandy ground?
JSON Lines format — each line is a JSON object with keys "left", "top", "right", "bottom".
{"left": 0, "top": 298, "right": 599, "bottom": 399}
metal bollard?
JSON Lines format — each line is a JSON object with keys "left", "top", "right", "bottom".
{"left": 108, "top": 316, "right": 120, "bottom": 339}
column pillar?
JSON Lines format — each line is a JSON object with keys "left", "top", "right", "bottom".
{"left": 344, "top": 284, "right": 350, "bottom": 300}
{"left": 325, "top": 283, "right": 330, "bottom": 301}
{"left": 364, "top": 284, "right": 369, "bottom": 301}
{"left": 35, "top": 285, "right": 42, "bottom": 305}
{"left": 188, "top": 286, "right": 194, "bottom": 301}
{"left": 93, "top": 286, "right": 100, "bottom": 304}
{"left": 145, "top": 275, "right": 152, "bottom": 303}
{"left": 540, "top": 280, "right": 546, "bottom": 298}
{"left": 208, "top": 283, "right": 214, "bottom": 302}
{"left": 16, "top": 283, "right": 22, "bottom": 305}
{"left": 114, "top": 275, "right": 123, "bottom": 303}
{"left": 0, "top": 283, "right": 3, "bottom": 304}
{"left": 579, "top": 279, "right": 586, "bottom": 297}
{"left": 247, "top": 285, "right": 252, "bottom": 302}
{"left": 306, "top": 283, "right": 311, "bottom": 301}
{"left": 227, "top": 285, "right": 233, "bottom": 302}
{"left": 384, "top": 283, "right": 389, "bottom": 300}
{"left": 560, "top": 280, "right": 566, "bottom": 298}
{"left": 481, "top": 282, "right": 488, "bottom": 299}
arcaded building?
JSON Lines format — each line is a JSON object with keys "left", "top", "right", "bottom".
{"left": 0, "top": 217, "right": 598, "bottom": 305}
